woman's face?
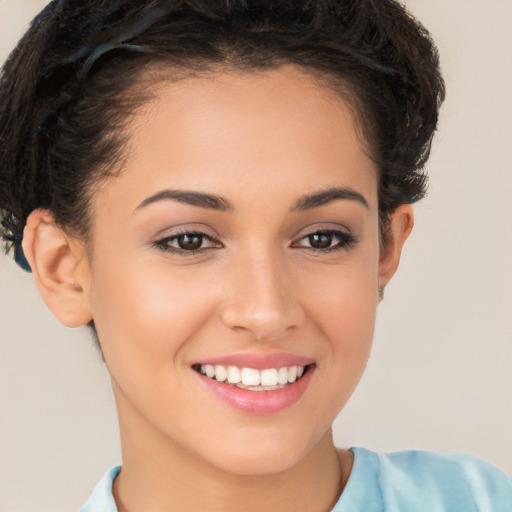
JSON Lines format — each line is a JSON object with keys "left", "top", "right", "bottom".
{"left": 85, "top": 65, "right": 387, "bottom": 475}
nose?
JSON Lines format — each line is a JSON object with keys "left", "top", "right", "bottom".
{"left": 219, "top": 249, "right": 305, "bottom": 343}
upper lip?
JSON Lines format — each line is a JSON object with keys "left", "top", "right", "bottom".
{"left": 193, "top": 352, "right": 315, "bottom": 370}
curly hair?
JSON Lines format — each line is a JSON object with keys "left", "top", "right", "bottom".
{"left": 0, "top": 0, "right": 445, "bottom": 271}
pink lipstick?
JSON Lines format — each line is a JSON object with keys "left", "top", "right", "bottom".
{"left": 191, "top": 352, "right": 315, "bottom": 414}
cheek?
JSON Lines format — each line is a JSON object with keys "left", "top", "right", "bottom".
{"left": 298, "top": 249, "right": 379, "bottom": 385}
{"left": 321, "top": 270, "right": 378, "bottom": 346}
{"left": 88, "top": 253, "right": 217, "bottom": 373}
{"left": 301, "top": 246, "right": 379, "bottom": 334}
{"left": 87, "top": 255, "right": 223, "bottom": 434}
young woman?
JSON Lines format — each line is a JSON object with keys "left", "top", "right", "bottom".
{"left": 1, "top": 1, "right": 510, "bottom": 510}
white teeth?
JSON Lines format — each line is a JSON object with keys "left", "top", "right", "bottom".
{"left": 241, "top": 368, "right": 261, "bottom": 386}
{"left": 214, "top": 365, "right": 227, "bottom": 382}
{"left": 227, "top": 366, "right": 241, "bottom": 384}
{"left": 198, "top": 364, "right": 309, "bottom": 388}
{"left": 277, "top": 367, "right": 288, "bottom": 385}
{"left": 261, "top": 368, "right": 278, "bottom": 386}
{"left": 236, "top": 383, "right": 284, "bottom": 391}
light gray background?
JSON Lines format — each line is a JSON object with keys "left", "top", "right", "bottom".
{"left": 1, "top": 0, "right": 511, "bottom": 510}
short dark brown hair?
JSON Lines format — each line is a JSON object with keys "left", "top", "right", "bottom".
{"left": 0, "top": 0, "right": 445, "bottom": 270}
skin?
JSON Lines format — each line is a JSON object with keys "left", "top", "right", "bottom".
{"left": 22, "top": 64, "right": 413, "bottom": 511}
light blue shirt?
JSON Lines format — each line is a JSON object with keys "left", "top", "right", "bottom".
{"left": 80, "top": 447, "right": 512, "bottom": 511}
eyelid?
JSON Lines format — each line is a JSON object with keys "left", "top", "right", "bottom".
{"left": 151, "top": 224, "right": 357, "bottom": 256}
{"left": 152, "top": 228, "right": 223, "bottom": 256}
{"left": 291, "top": 227, "right": 357, "bottom": 252}
{"left": 292, "top": 223, "right": 353, "bottom": 241}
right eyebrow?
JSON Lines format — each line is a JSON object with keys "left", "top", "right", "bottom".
{"left": 135, "top": 190, "right": 233, "bottom": 212}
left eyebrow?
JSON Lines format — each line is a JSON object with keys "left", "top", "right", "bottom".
{"left": 135, "top": 186, "right": 369, "bottom": 213}
{"left": 290, "top": 187, "right": 369, "bottom": 211}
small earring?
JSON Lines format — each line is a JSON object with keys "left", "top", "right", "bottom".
{"left": 378, "top": 287, "right": 384, "bottom": 301}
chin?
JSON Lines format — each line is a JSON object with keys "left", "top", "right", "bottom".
{"left": 214, "top": 449, "right": 304, "bottom": 477}
{"left": 196, "top": 426, "right": 322, "bottom": 477}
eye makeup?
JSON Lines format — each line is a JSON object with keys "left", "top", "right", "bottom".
{"left": 151, "top": 227, "right": 358, "bottom": 256}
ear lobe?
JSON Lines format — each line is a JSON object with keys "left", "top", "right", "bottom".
{"left": 378, "top": 204, "right": 414, "bottom": 290}
{"left": 22, "top": 210, "right": 92, "bottom": 328}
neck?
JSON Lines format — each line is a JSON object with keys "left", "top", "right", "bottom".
{"left": 112, "top": 392, "right": 353, "bottom": 512}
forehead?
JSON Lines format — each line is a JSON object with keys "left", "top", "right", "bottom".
{"left": 98, "top": 65, "right": 377, "bottom": 213}
{"left": 133, "top": 64, "right": 364, "bottom": 150}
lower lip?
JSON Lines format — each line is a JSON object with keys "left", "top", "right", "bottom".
{"left": 194, "top": 367, "right": 314, "bottom": 414}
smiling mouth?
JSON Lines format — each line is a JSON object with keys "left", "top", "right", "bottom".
{"left": 191, "top": 363, "right": 314, "bottom": 391}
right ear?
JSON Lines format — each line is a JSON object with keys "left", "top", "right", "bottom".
{"left": 22, "top": 209, "right": 92, "bottom": 328}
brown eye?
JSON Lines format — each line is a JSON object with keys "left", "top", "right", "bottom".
{"left": 177, "top": 233, "right": 204, "bottom": 250}
{"left": 153, "top": 230, "right": 222, "bottom": 255}
{"left": 308, "top": 232, "right": 333, "bottom": 249}
{"left": 293, "top": 229, "right": 357, "bottom": 253}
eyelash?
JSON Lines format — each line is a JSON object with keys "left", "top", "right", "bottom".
{"left": 152, "top": 228, "right": 357, "bottom": 256}
{"left": 292, "top": 229, "right": 357, "bottom": 253}
{"left": 152, "top": 229, "right": 222, "bottom": 256}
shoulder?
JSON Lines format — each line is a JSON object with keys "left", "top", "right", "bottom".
{"left": 376, "top": 448, "right": 512, "bottom": 510}
{"left": 79, "top": 465, "right": 121, "bottom": 512}
{"left": 335, "top": 447, "right": 512, "bottom": 512}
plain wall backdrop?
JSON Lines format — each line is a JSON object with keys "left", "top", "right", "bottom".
{"left": 1, "top": 0, "right": 511, "bottom": 510}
